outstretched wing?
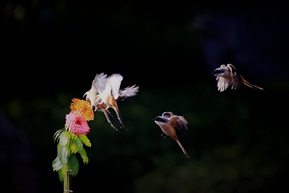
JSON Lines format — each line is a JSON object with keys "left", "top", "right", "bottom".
{"left": 108, "top": 73, "right": 123, "bottom": 99}
{"left": 93, "top": 72, "right": 108, "bottom": 93}
{"left": 161, "top": 111, "right": 174, "bottom": 118}
{"left": 119, "top": 85, "right": 139, "bottom": 99}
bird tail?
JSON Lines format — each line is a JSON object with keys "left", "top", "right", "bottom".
{"left": 239, "top": 75, "right": 265, "bottom": 91}
{"left": 103, "top": 109, "right": 126, "bottom": 132}
{"left": 175, "top": 139, "right": 190, "bottom": 158}
{"left": 115, "top": 109, "right": 126, "bottom": 129}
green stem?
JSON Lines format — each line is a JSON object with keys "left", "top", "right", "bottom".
{"left": 64, "top": 170, "right": 73, "bottom": 193}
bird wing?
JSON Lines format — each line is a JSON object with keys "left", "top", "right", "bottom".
{"left": 227, "top": 64, "right": 240, "bottom": 90}
{"left": 216, "top": 76, "right": 231, "bottom": 92}
{"left": 84, "top": 73, "right": 108, "bottom": 107}
{"left": 169, "top": 115, "right": 188, "bottom": 130}
{"left": 108, "top": 73, "right": 123, "bottom": 99}
{"left": 119, "top": 85, "right": 139, "bottom": 99}
{"left": 93, "top": 72, "right": 108, "bottom": 93}
{"left": 161, "top": 111, "right": 174, "bottom": 118}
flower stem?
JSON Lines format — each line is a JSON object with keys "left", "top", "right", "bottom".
{"left": 64, "top": 170, "right": 73, "bottom": 193}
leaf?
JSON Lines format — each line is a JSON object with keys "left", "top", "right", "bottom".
{"left": 57, "top": 146, "right": 68, "bottom": 164}
{"left": 79, "top": 134, "right": 92, "bottom": 147}
{"left": 58, "top": 170, "right": 64, "bottom": 182}
{"left": 59, "top": 130, "right": 68, "bottom": 147}
{"left": 79, "top": 148, "right": 89, "bottom": 164}
{"left": 71, "top": 138, "right": 83, "bottom": 152}
{"left": 70, "top": 133, "right": 78, "bottom": 140}
{"left": 53, "top": 128, "right": 64, "bottom": 142}
{"left": 68, "top": 155, "right": 79, "bottom": 176}
{"left": 52, "top": 156, "right": 63, "bottom": 171}
{"left": 70, "top": 142, "right": 78, "bottom": 154}
{"left": 58, "top": 163, "right": 68, "bottom": 182}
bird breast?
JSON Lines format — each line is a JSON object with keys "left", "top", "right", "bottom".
{"left": 155, "top": 121, "right": 176, "bottom": 137}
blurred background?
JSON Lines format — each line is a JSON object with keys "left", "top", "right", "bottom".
{"left": 1, "top": 1, "right": 289, "bottom": 193}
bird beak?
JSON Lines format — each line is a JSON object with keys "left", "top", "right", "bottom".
{"left": 212, "top": 68, "right": 225, "bottom": 75}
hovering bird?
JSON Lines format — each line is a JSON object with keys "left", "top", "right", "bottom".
{"left": 83, "top": 72, "right": 139, "bottom": 131}
{"left": 212, "top": 63, "right": 265, "bottom": 92}
{"left": 153, "top": 111, "right": 190, "bottom": 158}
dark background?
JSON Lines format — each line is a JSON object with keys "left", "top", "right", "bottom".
{"left": 1, "top": 1, "right": 289, "bottom": 193}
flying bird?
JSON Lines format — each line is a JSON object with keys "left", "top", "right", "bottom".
{"left": 153, "top": 111, "right": 190, "bottom": 158}
{"left": 83, "top": 73, "right": 119, "bottom": 129}
{"left": 212, "top": 63, "right": 265, "bottom": 92}
{"left": 84, "top": 72, "right": 139, "bottom": 131}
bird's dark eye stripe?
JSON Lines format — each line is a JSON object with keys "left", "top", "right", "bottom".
{"left": 213, "top": 69, "right": 225, "bottom": 74}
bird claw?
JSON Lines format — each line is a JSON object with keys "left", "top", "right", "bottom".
{"left": 160, "top": 133, "right": 167, "bottom": 139}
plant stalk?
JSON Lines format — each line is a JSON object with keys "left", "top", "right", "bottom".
{"left": 64, "top": 170, "right": 73, "bottom": 193}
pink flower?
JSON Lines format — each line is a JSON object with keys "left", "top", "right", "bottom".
{"left": 66, "top": 111, "right": 90, "bottom": 135}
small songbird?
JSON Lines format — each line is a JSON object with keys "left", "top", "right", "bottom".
{"left": 84, "top": 72, "right": 139, "bottom": 131}
{"left": 212, "top": 63, "right": 265, "bottom": 92}
{"left": 83, "top": 73, "right": 118, "bottom": 129}
{"left": 153, "top": 112, "right": 190, "bottom": 158}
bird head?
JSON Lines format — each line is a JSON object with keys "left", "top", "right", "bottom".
{"left": 153, "top": 116, "right": 169, "bottom": 123}
{"left": 212, "top": 68, "right": 226, "bottom": 76}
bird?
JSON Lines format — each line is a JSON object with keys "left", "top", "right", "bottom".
{"left": 153, "top": 111, "right": 190, "bottom": 158}
{"left": 83, "top": 72, "right": 139, "bottom": 131}
{"left": 83, "top": 73, "right": 118, "bottom": 129}
{"left": 212, "top": 63, "right": 265, "bottom": 92}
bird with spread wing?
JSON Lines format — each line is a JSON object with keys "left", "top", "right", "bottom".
{"left": 154, "top": 111, "right": 190, "bottom": 158}
{"left": 212, "top": 63, "right": 265, "bottom": 92}
{"left": 84, "top": 72, "right": 139, "bottom": 131}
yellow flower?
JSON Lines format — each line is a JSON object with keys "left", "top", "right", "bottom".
{"left": 70, "top": 98, "right": 94, "bottom": 121}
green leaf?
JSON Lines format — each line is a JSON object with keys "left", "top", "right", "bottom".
{"left": 71, "top": 138, "right": 83, "bottom": 152}
{"left": 68, "top": 155, "right": 79, "bottom": 176}
{"left": 79, "top": 148, "right": 89, "bottom": 164}
{"left": 70, "top": 142, "right": 78, "bottom": 154}
{"left": 58, "top": 170, "right": 64, "bottom": 182}
{"left": 70, "top": 133, "right": 78, "bottom": 140}
{"left": 79, "top": 134, "right": 92, "bottom": 147}
{"left": 58, "top": 163, "right": 68, "bottom": 182}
